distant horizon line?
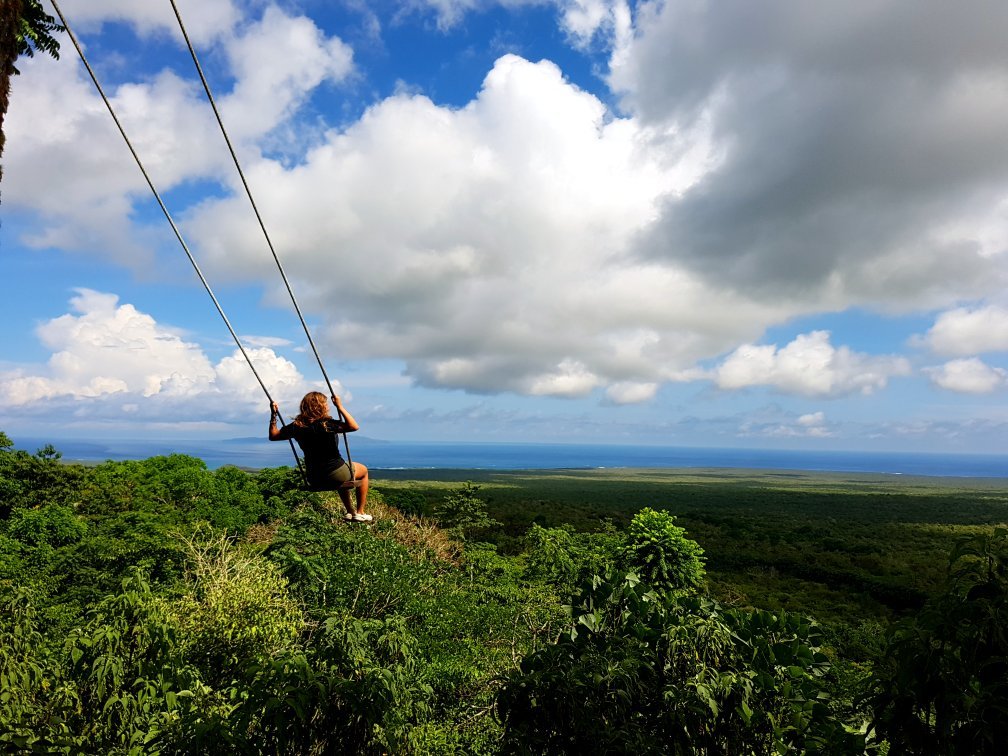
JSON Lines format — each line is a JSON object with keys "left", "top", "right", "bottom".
{"left": 9, "top": 433, "right": 1008, "bottom": 460}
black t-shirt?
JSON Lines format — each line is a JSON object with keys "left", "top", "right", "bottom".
{"left": 276, "top": 418, "right": 346, "bottom": 485}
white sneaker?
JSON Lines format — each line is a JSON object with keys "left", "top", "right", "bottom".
{"left": 344, "top": 512, "right": 355, "bottom": 521}
{"left": 353, "top": 513, "right": 373, "bottom": 522}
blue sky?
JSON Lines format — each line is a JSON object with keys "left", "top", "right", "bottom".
{"left": 3, "top": 0, "right": 1008, "bottom": 454}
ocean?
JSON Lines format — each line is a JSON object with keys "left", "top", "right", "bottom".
{"left": 13, "top": 436, "right": 1008, "bottom": 478}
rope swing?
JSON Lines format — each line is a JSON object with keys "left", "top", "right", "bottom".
{"left": 48, "top": 0, "right": 353, "bottom": 483}
{"left": 166, "top": 0, "right": 358, "bottom": 485}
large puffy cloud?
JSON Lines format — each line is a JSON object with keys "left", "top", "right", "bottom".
{"left": 175, "top": 2, "right": 1008, "bottom": 402}
{"left": 0, "top": 290, "right": 315, "bottom": 422}
{"left": 923, "top": 305, "right": 1008, "bottom": 356}
{"left": 183, "top": 54, "right": 791, "bottom": 397}
{"left": 925, "top": 358, "right": 1007, "bottom": 394}
{"left": 5, "top": 58, "right": 213, "bottom": 268}
{"left": 5, "top": 3, "right": 352, "bottom": 267}
{"left": 710, "top": 331, "right": 911, "bottom": 397}
{"left": 610, "top": 0, "right": 1008, "bottom": 309}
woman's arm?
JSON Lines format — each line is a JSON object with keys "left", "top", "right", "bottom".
{"left": 268, "top": 401, "right": 284, "bottom": 440}
{"left": 331, "top": 395, "right": 360, "bottom": 432}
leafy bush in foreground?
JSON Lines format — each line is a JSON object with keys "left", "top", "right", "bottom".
{"left": 865, "top": 527, "right": 1008, "bottom": 755}
{"left": 0, "top": 590, "right": 79, "bottom": 752}
{"left": 172, "top": 613, "right": 431, "bottom": 755}
{"left": 163, "top": 532, "right": 304, "bottom": 687}
{"left": 497, "top": 572, "right": 866, "bottom": 755}
{"left": 0, "top": 573, "right": 433, "bottom": 755}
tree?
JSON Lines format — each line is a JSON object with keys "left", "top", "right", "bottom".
{"left": 1, "top": 0, "right": 64, "bottom": 187}
{"left": 434, "top": 481, "right": 501, "bottom": 541}
{"left": 0, "top": 436, "right": 86, "bottom": 515}
{"left": 865, "top": 527, "right": 1008, "bottom": 754}
{"left": 622, "top": 507, "right": 706, "bottom": 597}
{"left": 496, "top": 571, "right": 865, "bottom": 754}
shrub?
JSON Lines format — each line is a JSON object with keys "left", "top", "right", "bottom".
{"left": 8, "top": 504, "right": 86, "bottom": 548}
{"left": 434, "top": 482, "right": 501, "bottom": 541}
{"left": 175, "top": 613, "right": 432, "bottom": 755}
{"left": 0, "top": 589, "right": 80, "bottom": 753}
{"left": 254, "top": 464, "right": 304, "bottom": 502}
{"left": 379, "top": 487, "right": 430, "bottom": 517}
{"left": 166, "top": 533, "right": 304, "bottom": 685}
{"left": 524, "top": 522, "right": 626, "bottom": 597}
{"left": 865, "top": 527, "right": 1008, "bottom": 754}
{"left": 366, "top": 493, "right": 460, "bottom": 565}
{"left": 523, "top": 523, "right": 579, "bottom": 594}
{"left": 0, "top": 437, "right": 86, "bottom": 515}
{"left": 50, "top": 510, "right": 185, "bottom": 615}
{"left": 0, "top": 534, "right": 24, "bottom": 582}
{"left": 267, "top": 506, "right": 440, "bottom": 620}
{"left": 198, "top": 464, "right": 278, "bottom": 531}
{"left": 622, "top": 507, "right": 706, "bottom": 597}
{"left": 497, "top": 571, "right": 865, "bottom": 754}
{"left": 64, "top": 571, "right": 199, "bottom": 754}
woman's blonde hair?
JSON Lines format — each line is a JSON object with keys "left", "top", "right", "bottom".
{"left": 293, "top": 391, "right": 330, "bottom": 427}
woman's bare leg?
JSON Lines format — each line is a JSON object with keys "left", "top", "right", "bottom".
{"left": 353, "top": 462, "right": 369, "bottom": 513}
{"left": 337, "top": 488, "right": 356, "bottom": 515}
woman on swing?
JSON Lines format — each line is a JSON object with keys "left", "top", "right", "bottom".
{"left": 269, "top": 392, "right": 371, "bottom": 522}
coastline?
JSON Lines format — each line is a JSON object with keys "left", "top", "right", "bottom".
{"left": 15, "top": 435, "right": 1008, "bottom": 481}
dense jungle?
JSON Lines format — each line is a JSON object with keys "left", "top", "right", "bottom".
{"left": 2, "top": 431, "right": 1007, "bottom": 754}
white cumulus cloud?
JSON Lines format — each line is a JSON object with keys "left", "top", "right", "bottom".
{"left": 526, "top": 359, "right": 602, "bottom": 397}
{"left": 560, "top": 1, "right": 633, "bottom": 47}
{"left": 405, "top": 0, "right": 549, "bottom": 30}
{"left": 406, "top": 0, "right": 631, "bottom": 40}
{"left": 182, "top": 54, "right": 762, "bottom": 400}
{"left": 923, "top": 305, "right": 1008, "bottom": 356}
{"left": 0, "top": 291, "right": 318, "bottom": 422}
{"left": 605, "top": 381, "right": 659, "bottom": 404}
{"left": 221, "top": 5, "right": 354, "bottom": 140}
{"left": 711, "top": 331, "right": 911, "bottom": 397}
{"left": 737, "top": 407, "right": 835, "bottom": 439}
{"left": 925, "top": 358, "right": 1008, "bottom": 394}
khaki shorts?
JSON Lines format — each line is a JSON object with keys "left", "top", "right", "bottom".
{"left": 312, "top": 461, "right": 353, "bottom": 490}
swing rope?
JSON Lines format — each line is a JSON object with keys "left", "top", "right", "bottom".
{"left": 49, "top": 0, "right": 307, "bottom": 478}
{"left": 167, "top": 0, "right": 358, "bottom": 482}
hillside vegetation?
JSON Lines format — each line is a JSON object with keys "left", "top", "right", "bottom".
{"left": 2, "top": 432, "right": 1007, "bottom": 754}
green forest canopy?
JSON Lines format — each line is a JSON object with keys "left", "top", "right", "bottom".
{"left": 1, "top": 432, "right": 1006, "bottom": 753}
